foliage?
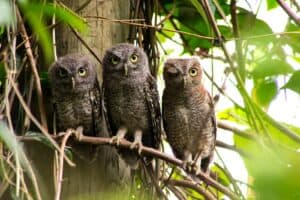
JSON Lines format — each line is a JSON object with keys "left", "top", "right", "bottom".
{"left": 1, "top": 0, "right": 300, "bottom": 199}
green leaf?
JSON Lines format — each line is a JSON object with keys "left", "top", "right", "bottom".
{"left": 282, "top": 70, "right": 300, "bottom": 94}
{"left": 251, "top": 59, "right": 294, "bottom": 79}
{"left": 237, "top": 12, "right": 274, "bottom": 45}
{"left": 266, "top": 0, "right": 278, "bottom": 10}
{"left": 252, "top": 78, "right": 278, "bottom": 108}
{"left": 190, "top": 0, "right": 212, "bottom": 36}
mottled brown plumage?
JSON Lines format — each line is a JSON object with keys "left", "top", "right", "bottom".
{"left": 162, "top": 57, "right": 216, "bottom": 174}
{"left": 48, "top": 54, "right": 104, "bottom": 137}
{"left": 102, "top": 43, "right": 161, "bottom": 169}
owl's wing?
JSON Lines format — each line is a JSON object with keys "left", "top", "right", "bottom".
{"left": 89, "top": 79, "right": 106, "bottom": 137}
{"left": 208, "top": 93, "right": 217, "bottom": 147}
{"left": 102, "top": 83, "right": 114, "bottom": 137}
{"left": 144, "top": 74, "right": 161, "bottom": 149}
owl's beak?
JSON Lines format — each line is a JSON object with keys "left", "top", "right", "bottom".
{"left": 71, "top": 77, "right": 76, "bottom": 89}
{"left": 124, "top": 64, "right": 128, "bottom": 76}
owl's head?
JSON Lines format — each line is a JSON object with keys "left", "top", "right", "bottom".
{"left": 102, "top": 43, "right": 149, "bottom": 79}
{"left": 48, "top": 54, "right": 97, "bottom": 93}
{"left": 163, "top": 57, "right": 203, "bottom": 88}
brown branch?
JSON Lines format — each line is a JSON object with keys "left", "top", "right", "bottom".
{"left": 217, "top": 120, "right": 255, "bottom": 140}
{"left": 277, "top": 0, "right": 300, "bottom": 25}
{"left": 6, "top": 74, "right": 75, "bottom": 167}
{"left": 16, "top": 8, "right": 48, "bottom": 131}
{"left": 166, "top": 179, "right": 216, "bottom": 200}
{"left": 84, "top": 16, "right": 215, "bottom": 41}
{"left": 68, "top": 26, "right": 102, "bottom": 64}
{"left": 54, "top": 129, "right": 73, "bottom": 200}
{"left": 17, "top": 134, "right": 239, "bottom": 199}
{"left": 74, "top": 135, "right": 239, "bottom": 200}
{"left": 291, "top": 0, "right": 300, "bottom": 11}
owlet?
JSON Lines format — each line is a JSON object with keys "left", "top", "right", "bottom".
{"left": 102, "top": 43, "right": 161, "bottom": 169}
{"left": 162, "top": 57, "right": 216, "bottom": 174}
{"left": 48, "top": 54, "right": 106, "bottom": 160}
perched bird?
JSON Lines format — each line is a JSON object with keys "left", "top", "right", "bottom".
{"left": 49, "top": 54, "right": 109, "bottom": 162}
{"left": 48, "top": 54, "right": 105, "bottom": 160}
{"left": 102, "top": 43, "right": 161, "bottom": 169}
{"left": 162, "top": 57, "right": 216, "bottom": 174}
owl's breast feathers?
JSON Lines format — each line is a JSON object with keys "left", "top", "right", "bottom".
{"left": 53, "top": 83, "right": 102, "bottom": 136}
{"left": 104, "top": 74, "right": 161, "bottom": 149}
{"left": 163, "top": 85, "right": 216, "bottom": 158}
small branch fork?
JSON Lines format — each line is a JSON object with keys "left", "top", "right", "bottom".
{"left": 18, "top": 131, "right": 239, "bottom": 200}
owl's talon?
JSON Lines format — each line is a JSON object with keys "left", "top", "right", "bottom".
{"left": 110, "top": 136, "right": 121, "bottom": 146}
{"left": 110, "top": 127, "right": 127, "bottom": 146}
{"left": 130, "top": 141, "right": 143, "bottom": 154}
{"left": 130, "top": 130, "right": 143, "bottom": 154}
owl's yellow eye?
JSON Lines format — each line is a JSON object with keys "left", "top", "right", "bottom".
{"left": 189, "top": 68, "right": 198, "bottom": 77}
{"left": 111, "top": 57, "right": 119, "bottom": 65}
{"left": 78, "top": 67, "right": 87, "bottom": 77}
{"left": 130, "top": 54, "right": 138, "bottom": 63}
{"left": 58, "top": 68, "right": 67, "bottom": 78}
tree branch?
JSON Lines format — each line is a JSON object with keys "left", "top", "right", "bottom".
{"left": 165, "top": 179, "right": 216, "bottom": 200}
{"left": 277, "top": 0, "right": 300, "bottom": 25}
{"left": 17, "top": 133, "right": 239, "bottom": 200}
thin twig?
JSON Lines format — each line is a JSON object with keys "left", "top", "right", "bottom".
{"left": 54, "top": 129, "right": 73, "bottom": 200}
{"left": 84, "top": 16, "right": 215, "bottom": 41}
{"left": 69, "top": 26, "right": 102, "bottom": 64}
{"left": 276, "top": 0, "right": 300, "bottom": 25}
{"left": 18, "top": 134, "right": 239, "bottom": 199}
{"left": 6, "top": 74, "right": 75, "bottom": 167}
{"left": 166, "top": 179, "right": 217, "bottom": 200}
{"left": 75, "top": 135, "right": 239, "bottom": 200}
{"left": 17, "top": 8, "right": 48, "bottom": 131}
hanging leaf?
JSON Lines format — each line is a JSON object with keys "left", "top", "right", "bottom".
{"left": 252, "top": 78, "right": 278, "bottom": 108}
{"left": 251, "top": 59, "right": 294, "bottom": 79}
{"left": 282, "top": 70, "right": 300, "bottom": 94}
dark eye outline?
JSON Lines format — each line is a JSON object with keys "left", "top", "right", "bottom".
{"left": 78, "top": 67, "right": 87, "bottom": 77}
{"left": 111, "top": 57, "right": 119, "bottom": 65}
{"left": 58, "top": 68, "right": 67, "bottom": 78}
{"left": 189, "top": 68, "right": 198, "bottom": 77}
{"left": 130, "top": 54, "right": 138, "bottom": 63}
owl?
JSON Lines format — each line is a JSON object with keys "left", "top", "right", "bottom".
{"left": 48, "top": 54, "right": 106, "bottom": 160}
{"left": 102, "top": 43, "right": 161, "bottom": 169}
{"left": 162, "top": 57, "right": 216, "bottom": 174}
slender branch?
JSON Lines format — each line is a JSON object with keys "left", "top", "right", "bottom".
{"left": 54, "top": 130, "right": 73, "bottom": 200}
{"left": 276, "top": 0, "right": 300, "bottom": 25}
{"left": 165, "top": 179, "right": 216, "bottom": 200}
{"left": 291, "top": 0, "right": 300, "bottom": 11}
{"left": 17, "top": 134, "right": 239, "bottom": 199}
{"left": 68, "top": 26, "right": 102, "bottom": 65}
{"left": 74, "top": 134, "right": 239, "bottom": 200}
{"left": 84, "top": 16, "right": 215, "bottom": 40}
{"left": 230, "top": 0, "right": 245, "bottom": 82}
{"left": 217, "top": 120, "right": 255, "bottom": 140}
{"left": 6, "top": 74, "right": 75, "bottom": 167}
{"left": 16, "top": 8, "right": 48, "bottom": 131}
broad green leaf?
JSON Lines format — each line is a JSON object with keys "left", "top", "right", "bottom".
{"left": 19, "top": 3, "right": 53, "bottom": 62}
{"left": 251, "top": 59, "right": 294, "bottom": 79}
{"left": 237, "top": 12, "right": 274, "bottom": 45}
{"left": 282, "top": 70, "right": 300, "bottom": 94}
{"left": 190, "top": 0, "right": 211, "bottom": 36}
{"left": 283, "top": 22, "right": 300, "bottom": 53}
{"left": 252, "top": 78, "right": 278, "bottom": 108}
